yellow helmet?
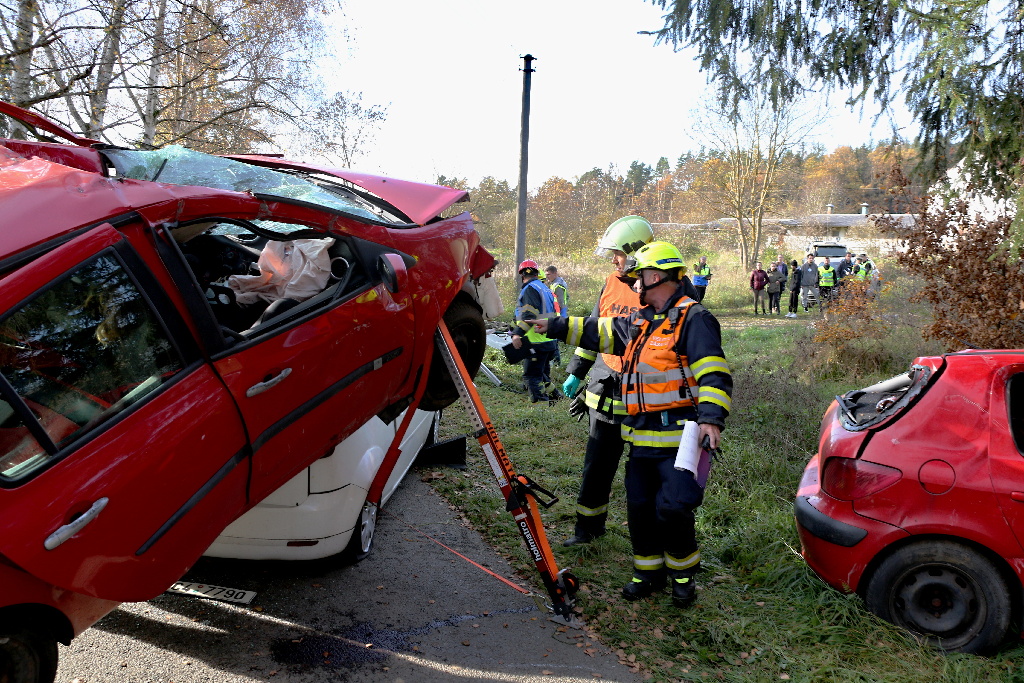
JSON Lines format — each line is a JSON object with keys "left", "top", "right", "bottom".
{"left": 629, "top": 241, "right": 685, "bottom": 276}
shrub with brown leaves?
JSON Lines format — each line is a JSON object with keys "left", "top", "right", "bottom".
{"left": 877, "top": 170, "right": 1024, "bottom": 350}
{"left": 808, "top": 279, "right": 894, "bottom": 376}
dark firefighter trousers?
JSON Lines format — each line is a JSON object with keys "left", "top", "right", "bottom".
{"left": 625, "top": 454, "right": 704, "bottom": 580}
{"left": 573, "top": 409, "right": 627, "bottom": 536}
{"left": 523, "top": 344, "right": 556, "bottom": 401}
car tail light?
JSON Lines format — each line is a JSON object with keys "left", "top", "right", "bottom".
{"left": 821, "top": 457, "right": 902, "bottom": 500}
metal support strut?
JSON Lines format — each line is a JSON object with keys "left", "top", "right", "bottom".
{"left": 435, "top": 322, "right": 580, "bottom": 625}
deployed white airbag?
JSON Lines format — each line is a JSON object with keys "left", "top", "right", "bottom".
{"left": 228, "top": 238, "right": 334, "bottom": 304}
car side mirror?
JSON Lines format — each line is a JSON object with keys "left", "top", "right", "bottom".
{"left": 378, "top": 253, "right": 408, "bottom": 294}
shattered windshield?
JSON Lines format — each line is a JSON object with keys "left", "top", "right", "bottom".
{"left": 104, "top": 146, "right": 383, "bottom": 222}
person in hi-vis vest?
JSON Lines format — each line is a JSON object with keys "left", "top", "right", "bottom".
{"left": 559, "top": 216, "right": 656, "bottom": 547}
{"left": 510, "top": 260, "right": 559, "bottom": 403}
{"left": 535, "top": 241, "right": 731, "bottom": 609}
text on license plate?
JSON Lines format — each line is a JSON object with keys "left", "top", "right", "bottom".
{"left": 167, "top": 581, "right": 256, "bottom": 604}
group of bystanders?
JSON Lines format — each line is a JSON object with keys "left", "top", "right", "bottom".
{"left": 754, "top": 251, "right": 877, "bottom": 317}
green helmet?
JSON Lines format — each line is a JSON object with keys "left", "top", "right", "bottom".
{"left": 595, "top": 215, "right": 654, "bottom": 257}
{"left": 629, "top": 241, "right": 685, "bottom": 276}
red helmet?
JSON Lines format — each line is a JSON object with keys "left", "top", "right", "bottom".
{"left": 518, "top": 259, "right": 539, "bottom": 275}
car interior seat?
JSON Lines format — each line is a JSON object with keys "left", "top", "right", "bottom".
{"left": 247, "top": 298, "right": 300, "bottom": 330}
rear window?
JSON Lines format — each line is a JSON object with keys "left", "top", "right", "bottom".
{"left": 835, "top": 365, "right": 934, "bottom": 431}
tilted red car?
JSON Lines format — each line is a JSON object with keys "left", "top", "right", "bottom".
{"left": 0, "top": 102, "right": 493, "bottom": 681}
{"left": 796, "top": 350, "right": 1024, "bottom": 654}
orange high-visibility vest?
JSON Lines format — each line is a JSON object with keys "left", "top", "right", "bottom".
{"left": 597, "top": 273, "right": 641, "bottom": 373}
{"left": 621, "top": 298, "right": 699, "bottom": 416}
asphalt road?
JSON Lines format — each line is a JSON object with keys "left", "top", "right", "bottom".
{"left": 55, "top": 475, "right": 639, "bottom": 683}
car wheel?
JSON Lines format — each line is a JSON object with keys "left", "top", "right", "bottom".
{"left": 420, "top": 298, "right": 485, "bottom": 411}
{"left": 340, "top": 500, "right": 378, "bottom": 563}
{"left": 864, "top": 541, "right": 1012, "bottom": 654}
{"left": 0, "top": 625, "right": 58, "bottom": 683}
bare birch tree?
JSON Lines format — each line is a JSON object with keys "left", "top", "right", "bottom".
{"left": 691, "top": 100, "right": 820, "bottom": 268}
{"left": 0, "top": 0, "right": 385, "bottom": 157}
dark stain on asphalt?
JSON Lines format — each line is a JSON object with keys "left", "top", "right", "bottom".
{"left": 270, "top": 604, "right": 536, "bottom": 670}
{"left": 271, "top": 632, "right": 389, "bottom": 668}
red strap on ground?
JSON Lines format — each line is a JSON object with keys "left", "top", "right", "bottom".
{"left": 380, "top": 507, "right": 531, "bottom": 595}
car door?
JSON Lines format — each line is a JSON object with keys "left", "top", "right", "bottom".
{"left": 192, "top": 221, "right": 417, "bottom": 503}
{"left": 988, "top": 366, "right": 1024, "bottom": 552}
{"left": 0, "top": 224, "right": 250, "bottom": 602}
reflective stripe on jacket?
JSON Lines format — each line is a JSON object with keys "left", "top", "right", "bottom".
{"left": 621, "top": 298, "right": 699, "bottom": 416}
{"left": 554, "top": 283, "right": 732, "bottom": 435}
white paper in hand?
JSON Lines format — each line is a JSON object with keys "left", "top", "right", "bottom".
{"left": 674, "top": 420, "right": 701, "bottom": 474}
{"left": 674, "top": 420, "right": 712, "bottom": 488}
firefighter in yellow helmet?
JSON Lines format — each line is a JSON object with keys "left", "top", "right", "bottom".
{"left": 533, "top": 241, "right": 732, "bottom": 608}
{"left": 559, "top": 215, "right": 655, "bottom": 547}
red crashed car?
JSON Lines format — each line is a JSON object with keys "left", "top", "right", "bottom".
{"left": 796, "top": 350, "right": 1024, "bottom": 654}
{"left": 0, "top": 102, "right": 492, "bottom": 681}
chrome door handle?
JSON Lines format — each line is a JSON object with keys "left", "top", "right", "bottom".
{"left": 45, "top": 497, "right": 108, "bottom": 550}
{"left": 246, "top": 368, "right": 293, "bottom": 397}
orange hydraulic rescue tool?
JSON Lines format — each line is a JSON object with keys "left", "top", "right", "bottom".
{"left": 435, "top": 321, "right": 581, "bottom": 625}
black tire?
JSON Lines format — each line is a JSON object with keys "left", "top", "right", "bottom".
{"left": 0, "top": 625, "right": 58, "bottom": 683}
{"left": 339, "top": 500, "right": 378, "bottom": 564}
{"left": 420, "top": 298, "right": 485, "bottom": 411}
{"left": 864, "top": 540, "right": 1012, "bottom": 654}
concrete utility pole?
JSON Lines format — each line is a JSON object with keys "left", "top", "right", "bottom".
{"left": 514, "top": 54, "right": 535, "bottom": 268}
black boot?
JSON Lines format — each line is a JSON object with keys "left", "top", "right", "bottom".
{"left": 670, "top": 574, "right": 697, "bottom": 608}
{"left": 621, "top": 574, "right": 666, "bottom": 600}
{"left": 562, "top": 525, "right": 605, "bottom": 547}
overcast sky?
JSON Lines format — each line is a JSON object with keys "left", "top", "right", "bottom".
{"left": 316, "top": 0, "right": 915, "bottom": 189}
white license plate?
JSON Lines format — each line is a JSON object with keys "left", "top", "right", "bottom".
{"left": 167, "top": 581, "right": 256, "bottom": 604}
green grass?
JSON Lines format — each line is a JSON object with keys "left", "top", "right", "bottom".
{"left": 429, "top": 255, "right": 1021, "bottom": 681}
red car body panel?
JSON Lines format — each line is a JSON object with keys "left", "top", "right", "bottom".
{"left": 1, "top": 138, "right": 105, "bottom": 173}
{"left": 797, "top": 351, "right": 1024, "bottom": 595}
{"left": 988, "top": 361, "right": 1024, "bottom": 553}
{"left": 0, "top": 226, "right": 252, "bottom": 602}
{"left": 0, "top": 561, "right": 119, "bottom": 641}
{"left": 0, "top": 103, "right": 493, "bottom": 653}
{"left": 797, "top": 471, "right": 910, "bottom": 590}
{"left": 0, "top": 101, "right": 100, "bottom": 147}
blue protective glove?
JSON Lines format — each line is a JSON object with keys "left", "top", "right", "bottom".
{"left": 562, "top": 375, "right": 583, "bottom": 398}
